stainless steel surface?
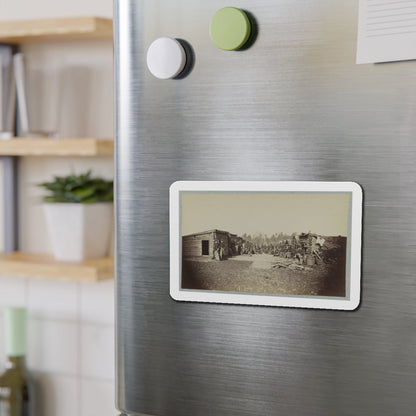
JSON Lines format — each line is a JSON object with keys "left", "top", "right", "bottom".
{"left": 115, "top": 0, "right": 416, "bottom": 415}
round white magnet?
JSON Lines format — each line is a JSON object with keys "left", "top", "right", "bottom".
{"left": 146, "top": 37, "right": 187, "bottom": 80}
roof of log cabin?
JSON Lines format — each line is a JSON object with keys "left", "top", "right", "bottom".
{"left": 183, "top": 229, "right": 231, "bottom": 238}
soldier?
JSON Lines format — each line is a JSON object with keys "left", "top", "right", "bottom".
{"left": 213, "top": 239, "right": 220, "bottom": 260}
{"left": 219, "top": 241, "right": 224, "bottom": 261}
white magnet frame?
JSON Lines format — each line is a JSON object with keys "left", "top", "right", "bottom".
{"left": 170, "top": 181, "right": 363, "bottom": 311}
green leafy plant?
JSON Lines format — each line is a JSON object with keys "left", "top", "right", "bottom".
{"left": 39, "top": 171, "right": 113, "bottom": 204}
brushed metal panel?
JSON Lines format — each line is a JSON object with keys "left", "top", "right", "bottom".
{"left": 115, "top": 0, "right": 416, "bottom": 415}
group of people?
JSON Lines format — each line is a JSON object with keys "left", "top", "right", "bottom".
{"left": 210, "top": 233, "right": 325, "bottom": 263}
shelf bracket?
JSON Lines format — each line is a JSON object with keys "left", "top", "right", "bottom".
{"left": 1, "top": 155, "right": 18, "bottom": 252}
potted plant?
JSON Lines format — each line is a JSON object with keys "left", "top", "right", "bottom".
{"left": 39, "top": 171, "right": 113, "bottom": 262}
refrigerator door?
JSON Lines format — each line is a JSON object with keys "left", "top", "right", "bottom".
{"left": 114, "top": 0, "right": 416, "bottom": 415}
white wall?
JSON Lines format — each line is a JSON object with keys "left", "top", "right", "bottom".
{"left": 0, "top": 1, "right": 116, "bottom": 416}
{"left": 0, "top": 0, "right": 112, "bottom": 21}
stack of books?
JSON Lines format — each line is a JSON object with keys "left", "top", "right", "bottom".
{"left": 0, "top": 45, "right": 16, "bottom": 139}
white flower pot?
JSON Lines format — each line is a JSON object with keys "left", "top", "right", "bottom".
{"left": 43, "top": 202, "right": 113, "bottom": 262}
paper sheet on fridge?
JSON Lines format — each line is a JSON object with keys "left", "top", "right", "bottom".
{"left": 357, "top": 0, "right": 416, "bottom": 64}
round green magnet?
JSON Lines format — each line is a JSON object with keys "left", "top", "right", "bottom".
{"left": 210, "top": 7, "right": 251, "bottom": 51}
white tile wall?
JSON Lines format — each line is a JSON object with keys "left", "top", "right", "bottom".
{"left": 28, "top": 279, "right": 78, "bottom": 320}
{"left": 80, "top": 324, "right": 115, "bottom": 381}
{"left": 0, "top": 276, "right": 27, "bottom": 309}
{"left": 80, "top": 379, "right": 116, "bottom": 416}
{"left": 32, "top": 373, "right": 79, "bottom": 416}
{"left": 27, "top": 318, "right": 79, "bottom": 375}
{"left": 80, "top": 280, "right": 115, "bottom": 325}
{"left": 0, "top": 278, "right": 115, "bottom": 416}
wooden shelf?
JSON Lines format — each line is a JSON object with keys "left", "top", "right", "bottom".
{"left": 0, "top": 17, "right": 112, "bottom": 44}
{"left": 0, "top": 252, "right": 113, "bottom": 282}
{"left": 0, "top": 137, "right": 113, "bottom": 156}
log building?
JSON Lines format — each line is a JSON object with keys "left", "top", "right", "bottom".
{"left": 182, "top": 230, "right": 230, "bottom": 259}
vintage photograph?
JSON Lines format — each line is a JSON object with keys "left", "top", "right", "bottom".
{"left": 181, "top": 192, "right": 349, "bottom": 297}
{"left": 170, "top": 182, "right": 362, "bottom": 310}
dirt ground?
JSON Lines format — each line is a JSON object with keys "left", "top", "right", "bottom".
{"left": 182, "top": 253, "right": 346, "bottom": 297}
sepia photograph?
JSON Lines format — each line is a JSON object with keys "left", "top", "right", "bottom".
{"left": 170, "top": 181, "right": 362, "bottom": 310}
